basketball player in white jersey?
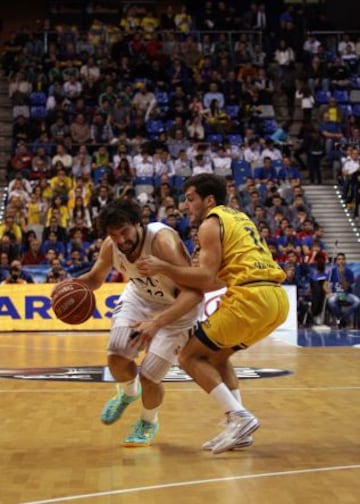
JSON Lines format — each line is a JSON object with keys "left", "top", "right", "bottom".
{"left": 79, "top": 199, "right": 202, "bottom": 446}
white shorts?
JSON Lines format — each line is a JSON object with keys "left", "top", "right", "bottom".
{"left": 111, "top": 288, "right": 200, "bottom": 364}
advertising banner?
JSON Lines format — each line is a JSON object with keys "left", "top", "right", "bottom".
{"left": 0, "top": 284, "right": 297, "bottom": 332}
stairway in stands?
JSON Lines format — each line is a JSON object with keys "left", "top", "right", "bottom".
{"left": 0, "top": 68, "right": 11, "bottom": 218}
{"left": 303, "top": 184, "right": 360, "bottom": 261}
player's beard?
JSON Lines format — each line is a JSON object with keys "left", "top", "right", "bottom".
{"left": 118, "top": 227, "right": 142, "bottom": 256}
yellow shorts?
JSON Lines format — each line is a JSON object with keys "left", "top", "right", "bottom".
{"left": 198, "top": 284, "right": 289, "bottom": 350}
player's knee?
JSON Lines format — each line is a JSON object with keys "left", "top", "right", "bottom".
{"left": 139, "top": 373, "right": 158, "bottom": 388}
{"left": 140, "top": 353, "right": 171, "bottom": 383}
{"left": 107, "top": 326, "right": 138, "bottom": 359}
{"left": 108, "top": 353, "right": 130, "bottom": 368}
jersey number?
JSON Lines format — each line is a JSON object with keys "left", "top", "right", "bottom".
{"left": 244, "top": 226, "right": 267, "bottom": 252}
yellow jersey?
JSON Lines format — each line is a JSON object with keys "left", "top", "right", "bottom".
{"left": 27, "top": 201, "right": 43, "bottom": 225}
{"left": 207, "top": 206, "right": 286, "bottom": 287}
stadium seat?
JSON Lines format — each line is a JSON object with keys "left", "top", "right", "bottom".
{"left": 227, "top": 134, "right": 243, "bottom": 145}
{"left": 263, "top": 119, "right": 277, "bottom": 135}
{"left": 333, "top": 90, "right": 349, "bottom": 104}
{"left": 315, "top": 91, "right": 330, "bottom": 105}
{"left": 232, "top": 160, "right": 252, "bottom": 186}
{"left": 146, "top": 120, "right": 165, "bottom": 138}
{"left": 93, "top": 167, "right": 110, "bottom": 184}
{"left": 225, "top": 105, "right": 240, "bottom": 118}
{"left": 352, "top": 104, "right": 360, "bottom": 117}
{"left": 134, "top": 176, "right": 154, "bottom": 196}
{"left": 30, "top": 91, "right": 47, "bottom": 106}
{"left": 155, "top": 91, "right": 169, "bottom": 105}
{"left": 172, "top": 175, "right": 186, "bottom": 194}
{"left": 155, "top": 91, "right": 169, "bottom": 116}
{"left": 206, "top": 133, "right": 223, "bottom": 144}
{"left": 30, "top": 106, "right": 48, "bottom": 119}
{"left": 339, "top": 104, "right": 353, "bottom": 117}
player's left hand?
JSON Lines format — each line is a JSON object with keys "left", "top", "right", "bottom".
{"left": 136, "top": 255, "right": 165, "bottom": 276}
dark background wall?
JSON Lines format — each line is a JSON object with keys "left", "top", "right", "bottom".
{"left": 325, "top": 0, "right": 360, "bottom": 30}
{"left": 0, "top": 0, "right": 47, "bottom": 42}
{"left": 1, "top": 1, "right": 360, "bottom": 38}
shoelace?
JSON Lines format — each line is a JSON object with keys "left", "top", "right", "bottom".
{"left": 134, "top": 420, "right": 155, "bottom": 438}
{"left": 132, "top": 420, "right": 148, "bottom": 438}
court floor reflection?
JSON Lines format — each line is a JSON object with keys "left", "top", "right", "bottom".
{"left": 274, "top": 328, "right": 360, "bottom": 347}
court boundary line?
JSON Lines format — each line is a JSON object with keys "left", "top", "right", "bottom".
{"left": 21, "top": 464, "right": 360, "bottom": 504}
{"left": 0, "top": 386, "right": 360, "bottom": 394}
{"left": 1, "top": 385, "right": 360, "bottom": 393}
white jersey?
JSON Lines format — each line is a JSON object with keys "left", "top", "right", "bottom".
{"left": 111, "top": 222, "right": 201, "bottom": 332}
{"left": 112, "top": 222, "right": 182, "bottom": 305}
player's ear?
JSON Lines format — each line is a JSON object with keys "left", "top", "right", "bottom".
{"left": 207, "top": 194, "right": 216, "bottom": 206}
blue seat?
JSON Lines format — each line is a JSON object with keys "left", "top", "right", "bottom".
{"left": 352, "top": 104, "right": 360, "bottom": 117}
{"left": 146, "top": 120, "right": 164, "bottom": 138}
{"left": 134, "top": 176, "right": 154, "bottom": 196}
{"left": 227, "top": 134, "right": 243, "bottom": 145}
{"left": 333, "top": 90, "right": 349, "bottom": 104}
{"left": 272, "top": 159, "right": 283, "bottom": 174}
{"left": 231, "top": 160, "right": 252, "bottom": 186}
{"left": 30, "top": 91, "right": 46, "bottom": 106}
{"left": 263, "top": 119, "right": 277, "bottom": 134}
{"left": 340, "top": 104, "right": 353, "bottom": 117}
{"left": 225, "top": 105, "right": 240, "bottom": 118}
{"left": 315, "top": 91, "right": 330, "bottom": 105}
{"left": 93, "top": 167, "right": 110, "bottom": 184}
{"left": 30, "top": 106, "right": 47, "bottom": 119}
{"left": 155, "top": 91, "right": 169, "bottom": 105}
{"left": 135, "top": 176, "right": 154, "bottom": 185}
{"left": 206, "top": 133, "right": 223, "bottom": 144}
{"left": 172, "top": 175, "right": 186, "bottom": 194}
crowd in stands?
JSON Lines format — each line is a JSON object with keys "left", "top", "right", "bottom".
{"left": 0, "top": 1, "right": 360, "bottom": 326}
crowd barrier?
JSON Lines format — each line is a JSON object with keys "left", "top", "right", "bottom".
{"left": 0, "top": 283, "right": 297, "bottom": 332}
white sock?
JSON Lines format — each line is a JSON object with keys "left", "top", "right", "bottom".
{"left": 210, "top": 383, "right": 244, "bottom": 414}
{"left": 122, "top": 375, "right": 140, "bottom": 396}
{"left": 230, "top": 388, "right": 243, "bottom": 407}
{"left": 141, "top": 407, "right": 159, "bottom": 424}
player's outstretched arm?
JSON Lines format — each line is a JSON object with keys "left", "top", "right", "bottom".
{"left": 131, "top": 230, "right": 203, "bottom": 343}
{"left": 137, "top": 218, "right": 222, "bottom": 292}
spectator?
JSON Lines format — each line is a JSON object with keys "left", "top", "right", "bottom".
{"left": 0, "top": 233, "right": 19, "bottom": 262}
{"left": 22, "top": 238, "right": 46, "bottom": 265}
{"left": 43, "top": 211, "right": 67, "bottom": 244}
{"left": 41, "top": 230, "right": 66, "bottom": 260}
{"left": 45, "top": 195, "right": 70, "bottom": 229}
{"left": 1, "top": 263, "right": 27, "bottom": 284}
{"left": 319, "top": 111, "right": 343, "bottom": 159}
{"left": 69, "top": 113, "right": 91, "bottom": 144}
{"left": 51, "top": 144, "right": 73, "bottom": 173}
{"left": 69, "top": 196, "right": 92, "bottom": 229}
{"left": 296, "top": 84, "right": 314, "bottom": 123}
{"left": 325, "top": 253, "right": 360, "bottom": 328}
{"left": 0, "top": 213, "right": 22, "bottom": 245}
{"left": 174, "top": 4, "right": 192, "bottom": 33}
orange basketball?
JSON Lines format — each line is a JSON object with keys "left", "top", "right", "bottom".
{"left": 51, "top": 279, "right": 96, "bottom": 325}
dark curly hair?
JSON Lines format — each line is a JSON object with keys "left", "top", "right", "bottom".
{"left": 98, "top": 199, "right": 142, "bottom": 231}
{"left": 183, "top": 173, "right": 227, "bottom": 205}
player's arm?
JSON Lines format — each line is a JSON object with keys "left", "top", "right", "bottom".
{"left": 136, "top": 217, "right": 223, "bottom": 292}
{"left": 77, "top": 237, "right": 113, "bottom": 290}
{"left": 132, "top": 230, "right": 203, "bottom": 340}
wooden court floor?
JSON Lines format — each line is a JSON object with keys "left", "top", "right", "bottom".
{"left": 0, "top": 330, "right": 359, "bottom": 504}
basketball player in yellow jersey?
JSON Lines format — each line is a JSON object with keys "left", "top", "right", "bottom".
{"left": 136, "top": 173, "right": 289, "bottom": 454}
